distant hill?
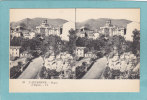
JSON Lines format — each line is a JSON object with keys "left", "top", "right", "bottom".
{"left": 10, "top": 18, "right": 132, "bottom": 32}
{"left": 10, "top": 18, "right": 68, "bottom": 29}
{"left": 76, "top": 18, "right": 132, "bottom": 31}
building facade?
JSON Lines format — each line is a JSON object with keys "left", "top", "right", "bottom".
{"left": 61, "top": 21, "right": 75, "bottom": 41}
{"left": 75, "top": 47, "right": 86, "bottom": 57}
{"left": 100, "top": 20, "right": 126, "bottom": 37}
{"left": 125, "top": 22, "right": 140, "bottom": 41}
{"left": 23, "top": 31, "right": 35, "bottom": 39}
{"left": 10, "top": 46, "right": 21, "bottom": 57}
{"left": 36, "top": 20, "right": 61, "bottom": 36}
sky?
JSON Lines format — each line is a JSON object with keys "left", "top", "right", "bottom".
{"left": 10, "top": 9, "right": 76, "bottom": 22}
{"left": 10, "top": 8, "right": 140, "bottom": 23}
{"left": 76, "top": 8, "right": 140, "bottom": 22}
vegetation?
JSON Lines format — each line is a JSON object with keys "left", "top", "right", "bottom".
{"left": 10, "top": 61, "right": 22, "bottom": 79}
{"left": 75, "top": 62, "right": 88, "bottom": 79}
{"left": 39, "top": 67, "right": 61, "bottom": 79}
{"left": 132, "top": 29, "right": 140, "bottom": 56}
{"left": 10, "top": 26, "right": 140, "bottom": 79}
{"left": 102, "top": 68, "right": 140, "bottom": 79}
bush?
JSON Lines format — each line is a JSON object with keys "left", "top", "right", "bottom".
{"left": 39, "top": 66, "right": 47, "bottom": 79}
{"left": 48, "top": 69, "right": 60, "bottom": 78}
{"left": 39, "top": 67, "right": 60, "bottom": 79}
{"left": 76, "top": 66, "right": 86, "bottom": 79}
{"left": 10, "top": 66, "right": 21, "bottom": 78}
{"left": 103, "top": 67, "right": 111, "bottom": 79}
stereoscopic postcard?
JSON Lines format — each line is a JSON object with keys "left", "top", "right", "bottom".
{"left": 1, "top": 1, "right": 147, "bottom": 100}
{"left": 9, "top": 8, "right": 140, "bottom": 92}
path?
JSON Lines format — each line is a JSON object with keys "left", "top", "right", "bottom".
{"left": 18, "top": 56, "right": 44, "bottom": 79}
{"left": 82, "top": 57, "right": 107, "bottom": 79}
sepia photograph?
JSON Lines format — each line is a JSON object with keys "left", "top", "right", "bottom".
{"left": 9, "top": 8, "right": 140, "bottom": 80}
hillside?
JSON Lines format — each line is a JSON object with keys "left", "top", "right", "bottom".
{"left": 76, "top": 18, "right": 132, "bottom": 31}
{"left": 10, "top": 18, "right": 68, "bottom": 29}
{"left": 10, "top": 18, "right": 132, "bottom": 31}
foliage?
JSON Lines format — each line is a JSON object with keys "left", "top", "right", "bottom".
{"left": 103, "top": 67, "right": 111, "bottom": 79}
{"left": 39, "top": 66, "right": 48, "bottom": 79}
{"left": 102, "top": 68, "right": 140, "bottom": 79}
{"left": 67, "top": 29, "right": 77, "bottom": 55}
{"left": 47, "top": 69, "right": 60, "bottom": 78}
{"left": 76, "top": 64, "right": 87, "bottom": 79}
{"left": 10, "top": 65, "right": 21, "bottom": 79}
{"left": 39, "top": 67, "right": 60, "bottom": 79}
{"left": 31, "top": 51, "right": 40, "bottom": 58}
{"left": 10, "top": 37, "right": 22, "bottom": 46}
{"left": 128, "top": 69, "right": 140, "bottom": 79}
{"left": 132, "top": 29, "right": 140, "bottom": 56}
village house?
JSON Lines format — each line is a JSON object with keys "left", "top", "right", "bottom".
{"left": 77, "top": 26, "right": 100, "bottom": 39}
{"left": 20, "top": 51, "right": 32, "bottom": 58}
{"left": 14, "top": 26, "right": 24, "bottom": 32}
{"left": 85, "top": 52, "right": 97, "bottom": 58}
{"left": 10, "top": 46, "right": 21, "bottom": 57}
{"left": 93, "top": 32, "right": 100, "bottom": 39}
{"left": 11, "top": 31, "right": 21, "bottom": 38}
{"left": 10, "top": 26, "right": 24, "bottom": 38}
{"left": 10, "top": 26, "right": 33, "bottom": 39}
{"left": 75, "top": 47, "right": 86, "bottom": 57}
{"left": 87, "top": 33, "right": 94, "bottom": 39}
{"left": 23, "top": 31, "right": 35, "bottom": 39}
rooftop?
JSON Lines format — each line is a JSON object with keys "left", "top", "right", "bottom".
{"left": 10, "top": 46, "right": 21, "bottom": 49}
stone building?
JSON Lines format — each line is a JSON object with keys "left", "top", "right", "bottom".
{"left": 10, "top": 46, "right": 21, "bottom": 57}
{"left": 23, "top": 31, "right": 35, "bottom": 39}
{"left": 125, "top": 22, "right": 140, "bottom": 41}
{"left": 10, "top": 26, "right": 24, "bottom": 39}
{"left": 61, "top": 21, "right": 75, "bottom": 41}
{"left": 100, "top": 20, "right": 126, "bottom": 37}
{"left": 14, "top": 26, "right": 24, "bottom": 32}
{"left": 11, "top": 31, "right": 21, "bottom": 38}
{"left": 75, "top": 47, "right": 86, "bottom": 57}
{"left": 36, "top": 20, "right": 61, "bottom": 36}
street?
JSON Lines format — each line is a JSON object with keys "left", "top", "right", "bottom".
{"left": 82, "top": 57, "right": 107, "bottom": 79}
{"left": 18, "top": 56, "right": 44, "bottom": 79}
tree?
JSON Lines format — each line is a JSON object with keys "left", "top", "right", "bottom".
{"left": 132, "top": 29, "right": 140, "bottom": 56}
{"left": 67, "top": 29, "right": 77, "bottom": 55}
{"left": 125, "top": 41, "right": 132, "bottom": 52}
{"left": 39, "top": 66, "right": 48, "bottom": 79}
{"left": 45, "top": 35, "right": 62, "bottom": 56}
{"left": 76, "top": 37, "right": 86, "bottom": 46}
{"left": 10, "top": 37, "right": 22, "bottom": 46}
